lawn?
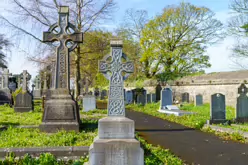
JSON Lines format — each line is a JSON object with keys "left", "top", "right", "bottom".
{"left": 0, "top": 104, "right": 185, "bottom": 164}
{"left": 127, "top": 102, "right": 248, "bottom": 143}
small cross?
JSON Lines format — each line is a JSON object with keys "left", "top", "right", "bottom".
{"left": 238, "top": 83, "right": 247, "bottom": 95}
{"left": 35, "top": 76, "right": 41, "bottom": 90}
{"left": 43, "top": 72, "right": 48, "bottom": 90}
{"left": 43, "top": 6, "right": 83, "bottom": 89}
{"left": 99, "top": 39, "right": 134, "bottom": 116}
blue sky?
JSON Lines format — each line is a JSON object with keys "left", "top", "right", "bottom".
{"left": 0, "top": 0, "right": 243, "bottom": 83}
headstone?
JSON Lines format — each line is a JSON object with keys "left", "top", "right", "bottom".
{"left": 209, "top": 93, "right": 227, "bottom": 124}
{"left": 125, "top": 90, "right": 133, "bottom": 104}
{"left": 160, "top": 88, "right": 173, "bottom": 109}
{"left": 155, "top": 84, "right": 162, "bottom": 102}
{"left": 146, "top": 94, "right": 151, "bottom": 103}
{"left": 83, "top": 95, "right": 96, "bottom": 112}
{"left": 195, "top": 94, "right": 203, "bottom": 106}
{"left": 0, "top": 68, "right": 12, "bottom": 105}
{"left": 100, "top": 89, "right": 107, "bottom": 100}
{"left": 42, "top": 72, "right": 48, "bottom": 97}
{"left": 137, "top": 93, "right": 146, "bottom": 105}
{"left": 88, "top": 39, "right": 144, "bottom": 165}
{"left": 236, "top": 84, "right": 248, "bottom": 122}
{"left": 94, "top": 88, "right": 100, "bottom": 98}
{"left": 151, "top": 93, "right": 156, "bottom": 103}
{"left": 147, "top": 93, "right": 156, "bottom": 103}
{"left": 182, "top": 92, "right": 189, "bottom": 103}
{"left": 33, "top": 76, "right": 42, "bottom": 100}
{"left": 14, "top": 70, "right": 33, "bottom": 112}
{"left": 39, "top": 6, "right": 83, "bottom": 133}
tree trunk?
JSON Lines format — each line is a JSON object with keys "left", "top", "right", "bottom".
{"left": 75, "top": 46, "right": 81, "bottom": 101}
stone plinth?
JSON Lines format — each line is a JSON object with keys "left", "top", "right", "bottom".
{"left": 83, "top": 95, "right": 96, "bottom": 112}
{"left": 87, "top": 117, "right": 144, "bottom": 165}
{"left": 39, "top": 89, "right": 81, "bottom": 133}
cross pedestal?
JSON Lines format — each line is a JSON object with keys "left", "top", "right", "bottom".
{"left": 39, "top": 6, "right": 83, "bottom": 133}
{"left": 87, "top": 39, "right": 144, "bottom": 165}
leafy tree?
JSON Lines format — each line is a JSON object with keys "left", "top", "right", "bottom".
{"left": 0, "top": 34, "right": 11, "bottom": 68}
{"left": 140, "top": 2, "right": 224, "bottom": 81}
{"left": 228, "top": 0, "right": 248, "bottom": 68}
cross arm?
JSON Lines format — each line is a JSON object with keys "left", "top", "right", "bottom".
{"left": 122, "top": 61, "right": 134, "bottom": 73}
{"left": 99, "top": 61, "right": 110, "bottom": 73}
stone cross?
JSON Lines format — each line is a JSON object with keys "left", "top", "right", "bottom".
{"left": 238, "top": 83, "right": 247, "bottom": 95}
{"left": 43, "top": 6, "right": 83, "bottom": 89}
{"left": 99, "top": 39, "right": 134, "bottom": 116}
{"left": 22, "top": 70, "right": 28, "bottom": 92}
{"left": 43, "top": 72, "right": 48, "bottom": 90}
{"left": 17, "top": 76, "right": 21, "bottom": 89}
{"left": 35, "top": 76, "right": 41, "bottom": 90}
{"left": 2, "top": 69, "right": 9, "bottom": 88}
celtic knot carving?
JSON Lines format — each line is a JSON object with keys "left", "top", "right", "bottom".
{"left": 108, "top": 100, "right": 124, "bottom": 115}
{"left": 110, "top": 86, "right": 123, "bottom": 98}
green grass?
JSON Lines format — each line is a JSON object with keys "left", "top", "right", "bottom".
{"left": 127, "top": 103, "right": 248, "bottom": 143}
{"left": 0, "top": 104, "right": 42, "bottom": 126}
{"left": 0, "top": 127, "right": 97, "bottom": 147}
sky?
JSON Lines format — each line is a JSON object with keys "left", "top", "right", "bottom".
{"left": 0, "top": 0, "right": 244, "bottom": 83}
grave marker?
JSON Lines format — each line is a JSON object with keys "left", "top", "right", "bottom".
{"left": 14, "top": 70, "right": 33, "bottom": 112}
{"left": 88, "top": 39, "right": 144, "bottom": 164}
{"left": 236, "top": 84, "right": 248, "bottom": 122}
{"left": 182, "top": 92, "right": 189, "bottom": 103}
{"left": 33, "top": 76, "right": 42, "bottom": 100}
{"left": 156, "top": 84, "right": 162, "bottom": 101}
{"left": 209, "top": 93, "right": 227, "bottom": 124}
{"left": 39, "top": 6, "right": 83, "bottom": 132}
{"left": 160, "top": 88, "right": 173, "bottom": 109}
{"left": 195, "top": 94, "right": 203, "bottom": 106}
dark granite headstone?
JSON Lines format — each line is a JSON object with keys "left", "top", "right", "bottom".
{"left": 125, "top": 91, "right": 133, "bottom": 104}
{"left": 146, "top": 94, "right": 151, "bottom": 103}
{"left": 161, "top": 88, "right": 173, "bottom": 109}
{"left": 182, "top": 92, "right": 189, "bottom": 103}
{"left": 210, "top": 93, "right": 226, "bottom": 124}
{"left": 0, "top": 89, "right": 12, "bottom": 105}
{"left": 155, "top": 84, "right": 162, "bottom": 101}
{"left": 195, "top": 94, "right": 203, "bottom": 106}
{"left": 151, "top": 93, "right": 156, "bottom": 103}
{"left": 236, "top": 84, "right": 248, "bottom": 122}
{"left": 100, "top": 90, "right": 107, "bottom": 100}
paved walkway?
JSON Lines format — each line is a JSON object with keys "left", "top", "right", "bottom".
{"left": 126, "top": 110, "right": 248, "bottom": 165}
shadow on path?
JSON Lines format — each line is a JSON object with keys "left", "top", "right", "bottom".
{"left": 126, "top": 109, "right": 248, "bottom": 165}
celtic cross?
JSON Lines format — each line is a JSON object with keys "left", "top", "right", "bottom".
{"left": 99, "top": 39, "right": 134, "bottom": 116}
{"left": 43, "top": 6, "right": 83, "bottom": 89}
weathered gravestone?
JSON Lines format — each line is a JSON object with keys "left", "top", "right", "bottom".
{"left": 125, "top": 90, "right": 133, "bottom": 104}
{"left": 208, "top": 93, "right": 227, "bottom": 124}
{"left": 155, "top": 84, "right": 162, "bottom": 102}
{"left": 147, "top": 93, "right": 151, "bottom": 103}
{"left": 83, "top": 95, "right": 96, "bottom": 112}
{"left": 151, "top": 93, "right": 156, "bottom": 103}
{"left": 88, "top": 39, "right": 144, "bottom": 165}
{"left": 160, "top": 88, "right": 173, "bottom": 109}
{"left": 39, "top": 6, "right": 82, "bottom": 132}
{"left": 136, "top": 88, "right": 146, "bottom": 105}
{"left": 182, "top": 92, "right": 190, "bottom": 103}
{"left": 33, "top": 76, "right": 42, "bottom": 100}
{"left": 0, "top": 69, "right": 12, "bottom": 105}
{"left": 100, "top": 89, "right": 107, "bottom": 100}
{"left": 236, "top": 84, "right": 248, "bottom": 122}
{"left": 195, "top": 94, "right": 203, "bottom": 106}
{"left": 14, "top": 70, "right": 33, "bottom": 112}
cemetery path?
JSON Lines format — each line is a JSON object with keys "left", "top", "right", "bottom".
{"left": 126, "top": 110, "right": 248, "bottom": 165}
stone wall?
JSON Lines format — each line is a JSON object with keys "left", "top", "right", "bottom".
{"left": 125, "top": 82, "right": 244, "bottom": 107}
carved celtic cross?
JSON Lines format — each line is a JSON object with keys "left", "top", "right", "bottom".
{"left": 99, "top": 39, "right": 134, "bottom": 116}
{"left": 43, "top": 6, "right": 83, "bottom": 89}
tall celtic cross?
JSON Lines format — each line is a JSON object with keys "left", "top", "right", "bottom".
{"left": 43, "top": 6, "right": 83, "bottom": 89}
{"left": 99, "top": 39, "right": 134, "bottom": 116}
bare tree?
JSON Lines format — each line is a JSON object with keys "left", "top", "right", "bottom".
{"left": 0, "top": 34, "right": 12, "bottom": 68}
{"left": 0, "top": 0, "right": 117, "bottom": 100}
